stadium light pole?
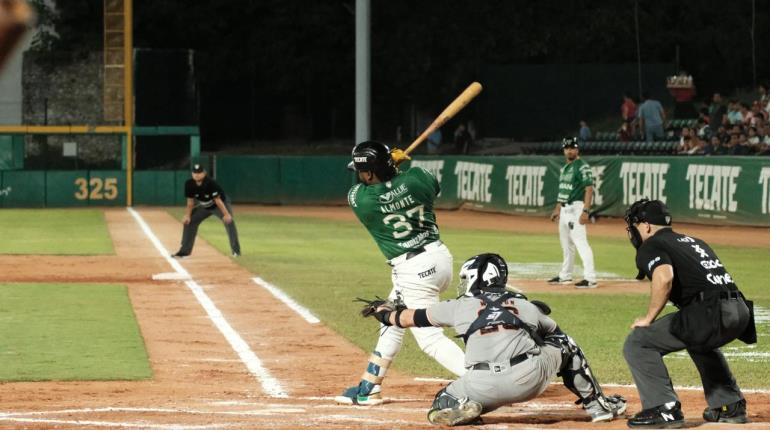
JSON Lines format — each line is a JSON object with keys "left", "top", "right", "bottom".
{"left": 355, "top": 0, "right": 370, "bottom": 145}
{"left": 124, "top": 0, "right": 134, "bottom": 206}
{"left": 634, "top": 0, "right": 643, "bottom": 98}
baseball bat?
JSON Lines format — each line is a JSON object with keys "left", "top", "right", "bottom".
{"left": 403, "top": 81, "right": 483, "bottom": 156}
{"left": 0, "top": 0, "right": 34, "bottom": 72}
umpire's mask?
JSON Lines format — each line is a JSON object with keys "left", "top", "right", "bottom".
{"left": 623, "top": 199, "right": 672, "bottom": 249}
{"left": 457, "top": 253, "right": 508, "bottom": 297}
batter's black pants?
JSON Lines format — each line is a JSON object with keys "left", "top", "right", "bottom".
{"left": 623, "top": 298, "right": 750, "bottom": 410}
{"left": 178, "top": 199, "right": 241, "bottom": 255}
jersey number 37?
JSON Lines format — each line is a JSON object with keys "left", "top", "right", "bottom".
{"left": 383, "top": 205, "right": 425, "bottom": 239}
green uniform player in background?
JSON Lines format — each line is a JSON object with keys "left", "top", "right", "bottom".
{"left": 336, "top": 141, "right": 466, "bottom": 406}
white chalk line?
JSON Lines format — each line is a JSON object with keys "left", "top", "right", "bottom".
{"left": 127, "top": 208, "right": 287, "bottom": 398}
{"left": 0, "top": 416, "right": 226, "bottom": 430}
{"left": 252, "top": 276, "right": 320, "bottom": 324}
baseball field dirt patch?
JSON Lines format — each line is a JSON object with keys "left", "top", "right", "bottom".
{"left": 0, "top": 207, "right": 768, "bottom": 429}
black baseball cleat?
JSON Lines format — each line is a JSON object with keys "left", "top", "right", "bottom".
{"left": 547, "top": 276, "right": 573, "bottom": 284}
{"left": 703, "top": 398, "right": 748, "bottom": 424}
{"left": 171, "top": 251, "right": 190, "bottom": 258}
{"left": 627, "top": 401, "right": 684, "bottom": 428}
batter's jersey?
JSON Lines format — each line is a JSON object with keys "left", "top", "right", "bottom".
{"left": 348, "top": 167, "right": 441, "bottom": 260}
{"left": 185, "top": 177, "right": 226, "bottom": 208}
{"left": 557, "top": 159, "right": 593, "bottom": 204}
{"left": 636, "top": 228, "right": 738, "bottom": 307}
{"left": 428, "top": 294, "right": 558, "bottom": 366}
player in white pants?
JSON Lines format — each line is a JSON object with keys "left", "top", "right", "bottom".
{"left": 549, "top": 138, "right": 597, "bottom": 288}
{"left": 336, "top": 141, "right": 466, "bottom": 406}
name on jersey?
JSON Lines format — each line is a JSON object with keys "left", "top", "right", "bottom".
{"left": 760, "top": 167, "right": 770, "bottom": 215}
{"left": 380, "top": 194, "right": 416, "bottom": 213}
{"left": 505, "top": 165, "right": 546, "bottom": 206}
{"left": 685, "top": 164, "right": 741, "bottom": 213}
{"left": 378, "top": 183, "right": 409, "bottom": 204}
{"left": 620, "top": 162, "right": 669, "bottom": 204}
{"left": 455, "top": 161, "right": 493, "bottom": 203}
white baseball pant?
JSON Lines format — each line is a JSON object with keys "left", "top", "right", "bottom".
{"left": 374, "top": 241, "right": 466, "bottom": 377}
{"left": 558, "top": 201, "right": 596, "bottom": 283}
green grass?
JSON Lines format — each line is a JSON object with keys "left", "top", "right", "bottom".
{"left": 0, "top": 209, "right": 114, "bottom": 255}
{"left": 0, "top": 283, "right": 152, "bottom": 381}
{"left": 186, "top": 210, "right": 770, "bottom": 388}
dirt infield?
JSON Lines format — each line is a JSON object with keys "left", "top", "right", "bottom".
{"left": 0, "top": 207, "right": 768, "bottom": 429}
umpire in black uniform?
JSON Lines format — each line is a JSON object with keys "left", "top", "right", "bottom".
{"left": 622, "top": 199, "right": 755, "bottom": 428}
{"left": 173, "top": 164, "right": 241, "bottom": 258}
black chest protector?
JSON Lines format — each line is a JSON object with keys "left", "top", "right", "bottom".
{"left": 459, "top": 291, "right": 544, "bottom": 346}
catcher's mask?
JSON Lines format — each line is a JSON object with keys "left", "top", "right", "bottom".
{"left": 457, "top": 253, "right": 508, "bottom": 297}
{"left": 623, "top": 198, "right": 672, "bottom": 249}
{"left": 347, "top": 140, "right": 397, "bottom": 182}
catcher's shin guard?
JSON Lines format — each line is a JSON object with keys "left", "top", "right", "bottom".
{"left": 334, "top": 351, "right": 390, "bottom": 406}
{"left": 427, "top": 388, "right": 483, "bottom": 426}
{"left": 545, "top": 332, "right": 626, "bottom": 421}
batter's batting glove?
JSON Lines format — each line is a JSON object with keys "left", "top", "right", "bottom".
{"left": 390, "top": 148, "right": 411, "bottom": 166}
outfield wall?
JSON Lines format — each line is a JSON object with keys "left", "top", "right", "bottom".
{"left": 2, "top": 155, "right": 769, "bottom": 227}
{"left": 216, "top": 155, "right": 770, "bottom": 227}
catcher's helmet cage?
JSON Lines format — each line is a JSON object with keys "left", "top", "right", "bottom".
{"left": 457, "top": 253, "right": 509, "bottom": 297}
{"left": 347, "top": 140, "right": 397, "bottom": 182}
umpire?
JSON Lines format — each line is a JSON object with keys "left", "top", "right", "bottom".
{"left": 622, "top": 199, "right": 755, "bottom": 428}
{"left": 173, "top": 163, "right": 241, "bottom": 258}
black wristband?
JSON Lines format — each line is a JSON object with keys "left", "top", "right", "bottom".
{"left": 413, "top": 309, "right": 432, "bottom": 327}
{"left": 394, "top": 309, "right": 405, "bottom": 328}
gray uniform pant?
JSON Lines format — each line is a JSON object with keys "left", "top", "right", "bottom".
{"left": 446, "top": 345, "right": 562, "bottom": 412}
{"left": 623, "top": 298, "right": 749, "bottom": 410}
{"left": 179, "top": 200, "right": 241, "bottom": 255}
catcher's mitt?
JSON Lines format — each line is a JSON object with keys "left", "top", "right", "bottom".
{"left": 355, "top": 296, "right": 406, "bottom": 325}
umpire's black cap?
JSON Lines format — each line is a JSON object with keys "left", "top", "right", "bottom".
{"left": 562, "top": 137, "right": 579, "bottom": 148}
{"left": 625, "top": 199, "right": 672, "bottom": 226}
{"left": 192, "top": 163, "right": 205, "bottom": 173}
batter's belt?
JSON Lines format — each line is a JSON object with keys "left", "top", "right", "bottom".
{"left": 388, "top": 240, "right": 443, "bottom": 266}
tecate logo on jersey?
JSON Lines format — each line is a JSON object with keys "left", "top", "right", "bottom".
{"left": 378, "top": 183, "right": 408, "bottom": 204}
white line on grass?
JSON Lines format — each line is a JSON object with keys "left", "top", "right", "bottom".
{"left": 127, "top": 208, "right": 288, "bottom": 398}
{"left": 252, "top": 277, "right": 320, "bottom": 324}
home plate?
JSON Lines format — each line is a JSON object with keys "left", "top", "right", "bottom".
{"left": 152, "top": 272, "right": 191, "bottom": 281}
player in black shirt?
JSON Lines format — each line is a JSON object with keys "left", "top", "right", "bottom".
{"left": 172, "top": 164, "right": 241, "bottom": 258}
{"left": 622, "top": 199, "right": 755, "bottom": 428}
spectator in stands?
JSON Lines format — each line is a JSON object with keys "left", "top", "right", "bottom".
{"left": 638, "top": 92, "right": 666, "bottom": 143}
{"left": 751, "top": 101, "right": 767, "bottom": 126}
{"left": 578, "top": 121, "right": 592, "bottom": 141}
{"left": 467, "top": 120, "right": 477, "bottom": 142}
{"left": 758, "top": 83, "right": 768, "bottom": 106}
{"left": 703, "top": 135, "right": 718, "bottom": 155}
{"left": 708, "top": 93, "right": 727, "bottom": 134}
{"left": 694, "top": 118, "right": 709, "bottom": 139}
{"left": 730, "top": 134, "right": 751, "bottom": 155}
{"left": 710, "top": 136, "right": 729, "bottom": 155}
{"left": 686, "top": 136, "right": 705, "bottom": 155}
{"left": 454, "top": 123, "right": 472, "bottom": 155}
{"left": 677, "top": 127, "right": 692, "bottom": 150}
{"left": 621, "top": 92, "right": 638, "bottom": 135}
{"left": 748, "top": 127, "right": 760, "bottom": 146}
{"left": 726, "top": 100, "right": 743, "bottom": 125}
{"left": 739, "top": 103, "right": 754, "bottom": 127}
{"left": 618, "top": 122, "right": 633, "bottom": 142}
{"left": 676, "top": 136, "right": 693, "bottom": 155}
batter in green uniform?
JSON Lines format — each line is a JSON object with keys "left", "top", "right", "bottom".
{"left": 335, "top": 141, "right": 466, "bottom": 406}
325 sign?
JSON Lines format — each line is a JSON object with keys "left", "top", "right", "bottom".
{"left": 74, "top": 177, "right": 119, "bottom": 200}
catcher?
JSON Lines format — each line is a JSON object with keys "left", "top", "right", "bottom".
{"left": 359, "top": 253, "right": 627, "bottom": 426}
